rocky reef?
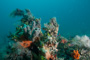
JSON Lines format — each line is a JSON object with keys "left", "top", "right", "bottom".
{"left": 1, "top": 9, "right": 90, "bottom": 60}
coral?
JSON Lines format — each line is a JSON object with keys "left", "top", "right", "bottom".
{"left": 60, "top": 39, "right": 67, "bottom": 44}
{"left": 72, "top": 35, "right": 90, "bottom": 48}
{"left": 6, "top": 9, "right": 60, "bottom": 60}
{"left": 10, "top": 8, "right": 24, "bottom": 17}
{"left": 71, "top": 50, "right": 80, "bottom": 59}
{"left": 3, "top": 8, "right": 90, "bottom": 60}
{"left": 19, "top": 41, "right": 32, "bottom": 48}
{"left": 45, "top": 50, "right": 51, "bottom": 60}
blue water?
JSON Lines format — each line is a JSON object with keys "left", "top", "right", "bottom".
{"left": 0, "top": 0, "right": 90, "bottom": 41}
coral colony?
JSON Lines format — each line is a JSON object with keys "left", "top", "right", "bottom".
{"left": 2, "top": 9, "right": 90, "bottom": 60}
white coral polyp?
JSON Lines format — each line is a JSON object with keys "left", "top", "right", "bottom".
{"left": 81, "top": 35, "right": 90, "bottom": 48}
{"left": 73, "top": 35, "right": 90, "bottom": 48}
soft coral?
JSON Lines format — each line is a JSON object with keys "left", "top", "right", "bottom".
{"left": 19, "top": 41, "right": 32, "bottom": 48}
{"left": 71, "top": 50, "right": 80, "bottom": 60}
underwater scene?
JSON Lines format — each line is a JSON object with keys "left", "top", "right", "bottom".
{"left": 0, "top": 0, "right": 90, "bottom": 60}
